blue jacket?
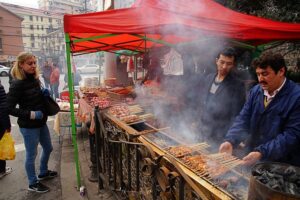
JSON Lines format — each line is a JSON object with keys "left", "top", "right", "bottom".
{"left": 225, "top": 79, "right": 300, "bottom": 166}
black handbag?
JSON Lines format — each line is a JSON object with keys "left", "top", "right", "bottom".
{"left": 44, "top": 96, "right": 60, "bottom": 116}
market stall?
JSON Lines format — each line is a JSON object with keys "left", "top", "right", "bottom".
{"left": 63, "top": 0, "right": 300, "bottom": 197}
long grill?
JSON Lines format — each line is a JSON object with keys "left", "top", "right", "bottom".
{"left": 94, "top": 106, "right": 249, "bottom": 200}
{"left": 138, "top": 123, "right": 249, "bottom": 200}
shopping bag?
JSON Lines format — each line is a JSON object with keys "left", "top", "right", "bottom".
{"left": 0, "top": 131, "right": 16, "bottom": 160}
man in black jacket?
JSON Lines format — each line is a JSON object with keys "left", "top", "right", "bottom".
{"left": 0, "top": 80, "right": 12, "bottom": 178}
{"left": 198, "top": 47, "right": 246, "bottom": 148}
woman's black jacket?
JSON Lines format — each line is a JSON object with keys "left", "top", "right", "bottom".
{"left": 7, "top": 75, "right": 47, "bottom": 128}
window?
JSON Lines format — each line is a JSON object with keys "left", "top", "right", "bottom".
{"left": 29, "top": 16, "right": 33, "bottom": 21}
{"left": 49, "top": 18, "right": 52, "bottom": 23}
{"left": 41, "top": 25, "right": 44, "bottom": 30}
{"left": 31, "top": 43, "right": 35, "bottom": 48}
{"left": 0, "top": 38, "right": 2, "bottom": 51}
{"left": 36, "top": 16, "right": 38, "bottom": 21}
{"left": 30, "top": 34, "right": 35, "bottom": 41}
{"left": 37, "top": 25, "right": 39, "bottom": 30}
{"left": 30, "top": 25, "right": 33, "bottom": 30}
{"left": 41, "top": 17, "right": 43, "bottom": 21}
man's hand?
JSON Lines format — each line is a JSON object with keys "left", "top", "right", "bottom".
{"left": 242, "top": 151, "right": 262, "bottom": 166}
{"left": 219, "top": 141, "right": 233, "bottom": 155}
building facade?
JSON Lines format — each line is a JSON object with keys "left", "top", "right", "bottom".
{"left": 114, "top": 0, "right": 135, "bottom": 9}
{"left": 38, "top": 0, "right": 97, "bottom": 14}
{"left": 1, "top": 2, "right": 64, "bottom": 65}
{"left": 0, "top": 5, "right": 23, "bottom": 64}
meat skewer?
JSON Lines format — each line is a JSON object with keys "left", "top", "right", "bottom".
{"left": 139, "top": 113, "right": 154, "bottom": 119}
{"left": 137, "top": 127, "right": 170, "bottom": 135}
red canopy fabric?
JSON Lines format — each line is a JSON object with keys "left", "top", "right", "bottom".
{"left": 64, "top": 0, "right": 300, "bottom": 54}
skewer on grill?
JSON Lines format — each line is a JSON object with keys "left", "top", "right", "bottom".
{"left": 218, "top": 157, "right": 239, "bottom": 164}
{"left": 208, "top": 152, "right": 230, "bottom": 159}
{"left": 155, "top": 126, "right": 170, "bottom": 131}
{"left": 222, "top": 160, "right": 244, "bottom": 169}
{"left": 130, "top": 109, "right": 144, "bottom": 114}
{"left": 137, "top": 127, "right": 170, "bottom": 135}
{"left": 137, "top": 129, "right": 157, "bottom": 135}
{"left": 139, "top": 113, "right": 154, "bottom": 119}
{"left": 166, "top": 142, "right": 208, "bottom": 149}
{"left": 190, "top": 143, "right": 210, "bottom": 148}
{"left": 128, "top": 105, "right": 141, "bottom": 109}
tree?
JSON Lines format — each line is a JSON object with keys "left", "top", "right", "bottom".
{"left": 216, "top": 0, "right": 300, "bottom": 22}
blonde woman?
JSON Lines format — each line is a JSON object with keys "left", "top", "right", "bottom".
{"left": 7, "top": 52, "right": 57, "bottom": 193}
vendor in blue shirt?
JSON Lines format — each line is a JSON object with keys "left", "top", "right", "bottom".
{"left": 219, "top": 51, "right": 300, "bottom": 167}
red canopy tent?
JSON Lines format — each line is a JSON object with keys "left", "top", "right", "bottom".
{"left": 64, "top": 0, "right": 300, "bottom": 55}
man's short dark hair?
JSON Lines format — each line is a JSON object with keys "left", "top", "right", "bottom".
{"left": 217, "top": 47, "right": 237, "bottom": 61}
{"left": 252, "top": 51, "right": 287, "bottom": 75}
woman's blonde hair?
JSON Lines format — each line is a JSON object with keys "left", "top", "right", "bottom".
{"left": 11, "top": 52, "right": 40, "bottom": 80}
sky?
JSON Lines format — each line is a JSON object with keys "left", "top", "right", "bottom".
{"left": 0, "top": 0, "right": 38, "bottom": 8}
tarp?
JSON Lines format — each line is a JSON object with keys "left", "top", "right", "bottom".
{"left": 64, "top": 0, "right": 300, "bottom": 55}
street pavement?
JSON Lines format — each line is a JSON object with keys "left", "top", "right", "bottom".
{"left": 0, "top": 76, "right": 115, "bottom": 200}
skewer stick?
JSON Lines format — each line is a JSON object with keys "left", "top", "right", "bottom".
{"left": 224, "top": 158, "right": 241, "bottom": 165}
{"left": 190, "top": 143, "right": 209, "bottom": 148}
{"left": 222, "top": 161, "right": 239, "bottom": 167}
{"left": 138, "top": 129, "right": 157, "bottom": 135}
{"left": 208, "top": 152, "right": 230, "bottom": 159}
{"left": 224, "top": 161, "right": 243, "bottom": 169}
{"left": 193, "top": 146, "right": 209, "bottom": 151}
{"left": 139, "top": 113, "right": 154, "bottom": 119}
{"left": 219, "top": 157, "right": 239, "bottom": 164}
{"left": 130, "top": 110, "right": 144, "bottom": 114}
{"left": 155, "top": 127, "right": 170, "bottom": 131}
{"left": 128, "top": 105, "right": 141, "bottom": 109}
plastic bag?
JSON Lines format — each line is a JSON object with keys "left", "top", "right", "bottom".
{"left": 0, "top": 131, "right": 16, "bottom": 160}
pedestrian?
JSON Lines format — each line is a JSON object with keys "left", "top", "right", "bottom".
{"left": 8, "top": 61, "right": 16, "bottom": 85}
{"left": 0, "top": 80, "right": 12, "bottom": 179}
{"left": 219, "top": 51, "right": 300, "bottom": 166}
{"left": 197, "top": 47, "right": 245, "bottom": 148}
{"left": 8, "top": 52, "right": 57, "bottom": 193}
{"left": 50, "top": 63, "right": 60, "bottom": 100}
{"left": 63, "top": 71, "right": 82, "bottom": 89}
{"left": 41, "top": 61, "right": 52, "bottom": 90}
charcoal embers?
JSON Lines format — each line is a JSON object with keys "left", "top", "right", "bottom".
{"left": 252, "top": 165, "right": 300, "bottom": 196}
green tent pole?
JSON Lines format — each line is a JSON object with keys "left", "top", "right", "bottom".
{"left": 65, "top": 33, "right": 81, "bottom": 189}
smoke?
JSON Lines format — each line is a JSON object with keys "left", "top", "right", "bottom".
{"left": 128, "top": 2, "right": 254, "bottom": 197}
{"left": 133, "top": 41, "right": 224, "bottom": 144}
{"left": 130, "top": 0, "right": 252, "bottom": 149}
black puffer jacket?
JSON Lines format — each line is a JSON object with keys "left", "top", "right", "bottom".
{"left": 7, "top": 74, "right": 48, "bottom": 128}
{"left": 0, "top": 82, "right": 11, "bottom": 139}
{"left": 199, "top": 72, "right": 246, "bottom": 146}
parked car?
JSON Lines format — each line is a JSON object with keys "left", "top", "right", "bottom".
{"left": 77, "top": 64, "right": 101, "bottom": 74}
{"left": 0, "top": 65, "right": 10, "bottom": 76}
